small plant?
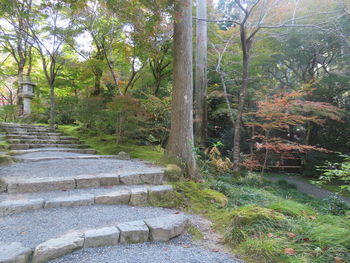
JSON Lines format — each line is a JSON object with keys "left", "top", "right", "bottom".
{"left": 316, "top": 155, "right": 350, "bottom": 194}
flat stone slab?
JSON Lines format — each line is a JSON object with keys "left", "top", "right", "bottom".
{"left": 32, "top": 232, "right": 84, "bottom": 263}
{"left": 44, "top": 194, "right": 94, "bottom": 209}
{"left": 145, "top": 214, "right": 189, "bottom": 242}
{"left": 5, "top": 177, "right": 76, "bottom": 193}
{"left": 0, "top": 242, "right": 32, "bottom": 263}
{"left": 117, "top": 220, "right": 149, "bottom": 244}
{"left": 95, "top": 190, "right": 131, "bottom": 205}
{"left": 84, "top": 226, "right": 120, "bottom": 248}
{"left": 0, "top": 198, "right": 44, "bottom": 216}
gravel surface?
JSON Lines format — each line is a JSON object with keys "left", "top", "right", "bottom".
{"left": 0, "top": 158, "right": 161, "bottom": 178}
{"left": 0, "top": 184, "right": 162, "bottom": 202}
{"left": 50, "top": 235, "right": 242, "bottom": 263}
{"left": 0, "top": 205, "right": 177, "bottom": 248}
{"left": 267, "top": 176, "right": 350, "bottom": 204}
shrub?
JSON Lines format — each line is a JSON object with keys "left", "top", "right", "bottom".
{"left": 319, "top": 195, "right": 350, "bottom": 215}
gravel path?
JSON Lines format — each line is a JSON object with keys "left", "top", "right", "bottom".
{"left": 0, "top": 204, "right": 176, "bottom": 248}
{"left": 50, "top": 235, "right": 242, "bottom": 263}
{"left": 267, "top": 176, "right": 350, "bottom": 204}
{"left": 0, "top": 158, "right": 161, "bottom": 178}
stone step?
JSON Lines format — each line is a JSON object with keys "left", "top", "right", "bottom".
{"left": 4, "top": 128, "right": 57, "bottom": 133}
{"left": 10, "top": 144, "right": 90, "bottom": 150}
{"left": 9, "top": 148, "right": 97, "bottom": 155}
{"left": 6, "top": 135, "right": 77, "bottom": 140}
{"left": 0, "top": 123, "right": 51, "bottom": 129}
{"left": 13, "top": 155, "right": 118, "bottom": 162}
{"left": 7, "top": 139, "right": 82, "bottom": 145}
{"left": 0, "top": 185, "right": 173, "bottom": 216}
{"left": 0, "top": 170, "right": 165, "bottom": 193}
{"left": 6, "top": 131, "right": 65, "bottom": 136}
{"left": 0, "top": 213, "right": 189, "bottom": 263}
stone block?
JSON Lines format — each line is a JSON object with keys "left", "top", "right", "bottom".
{"left": 96, "top": 173, "right": 120, "bottom": 186}
{"left": 129, "top": 188, "right": 148, "bottom": 206}
{"left": 6, "top": 177, "right": 76, "bottom": 193}
{"left": 140, "top": 172, "right": 164, "bottom": 185}
{"left": 95, "top": 190, "right": 130, "bottom": 205}
{"left": 84, "top": 226, "right": 120, "bottom": 248}
{"left": 0, "top": 242, "right": 32, "bottom": 263}
{"left": 0, "top": 199, "right": 44, "bottom": 216}
{"left": 117, "top": 220, "right": 149, "bottom": 244}
{"left": 75, "top": 175, "right": 100, "bottom": 189}
{"left": 144, "top": 214, "right": 189, "bottom": 242}
{"left": 44, "top": 194, "right": 94, "bottom": 209}
{"left": 117, "top": 151, "right": 130, "bottom": 160}
{"left": 119, "top": 173, "right": 141, "bottom": 185}
{"left": 32, "top": 232, "right": 84, "bottom": 263}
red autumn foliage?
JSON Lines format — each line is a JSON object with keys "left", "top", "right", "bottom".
{"left": 243, "top": 91, "right": 342, "bottom": 170}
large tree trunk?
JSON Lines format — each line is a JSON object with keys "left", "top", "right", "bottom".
{"left": 166, "top": 0, "right": 199, "bottom": 179}
{"left": 232, "top": 27, "right": 252, "bottom": 172}
{"left": 194, "top": 0, "right": 208, "bottom": 148}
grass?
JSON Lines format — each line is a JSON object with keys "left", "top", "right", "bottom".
{"left": 59, "top": 125, "right": 165, "bottom": 164}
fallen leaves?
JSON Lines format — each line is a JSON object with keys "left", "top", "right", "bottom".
{"left": 284, "top": 248, "right": 296, "bottom": 255}
{"left": 287, "top": 232, "right": 296, "bottom": 238}
{"left": 334, "top": 256, "right": 344, "bottom": 262}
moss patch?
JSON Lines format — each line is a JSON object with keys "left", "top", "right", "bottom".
{"left": 59, "top": 125, "right": 165, "bottom": 164}
{"left": 188, "top": 225, "right": 204, "bottom": 240}
{"left": 268, "top": 200, "right": 317, "bottom": 217}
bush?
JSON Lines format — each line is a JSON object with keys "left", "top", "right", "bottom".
{"left": 319, "top": 195, "right": 350, "bottom": 215}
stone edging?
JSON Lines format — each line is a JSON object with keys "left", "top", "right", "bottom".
{"left": 0, "top": 185, "right": 173, "bottom": 216}
{"left": 0, "top": 213, "right": 190, "bottom": 263}
{"left": 0, "top": 170, "right": 165, "bottom": 193}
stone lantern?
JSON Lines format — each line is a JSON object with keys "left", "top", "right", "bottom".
{"left": 19, "top": 76, "right": 36, "bottom": 116}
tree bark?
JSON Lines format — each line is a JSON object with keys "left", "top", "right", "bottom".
{"left": 232, "top": 25, "right": 252, "bottom": 172}
{"left": 49, "top": 82, "right": 55, "bottom": 126}
{"left": 194, "top": 0, "right": 208, "bottom": 148}
{"left": 166, "top": 0, "right": 199, "bottom": 179}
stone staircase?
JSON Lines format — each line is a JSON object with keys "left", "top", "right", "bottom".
{"left": 0, "top": 123, "right": 190, "bottom": 263}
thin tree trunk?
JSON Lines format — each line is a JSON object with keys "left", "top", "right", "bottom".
{"left": 166, "top": 0, "right": 199, "bottom": 179}
{"left": 194, "top": 0, "right": 208, "bottom": 148}
{"left": 49, "top": 82, "right": 55, "bottom": 126}
{"left": 233, "top": 27, "right": 252, "bottom": 172}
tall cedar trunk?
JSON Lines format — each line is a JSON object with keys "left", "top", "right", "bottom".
{"left": 166, "top": 0, "right": 198, "bottom": 179}
{"left": 233, "top": 26, "right": 251, "bottom": 172}
{"left": 49, "top": 82, "right": 55, "bottom": 126}
{"left": 194, "top": 0, "right": 208, "bottom": 148}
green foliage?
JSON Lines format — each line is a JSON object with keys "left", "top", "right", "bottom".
{"left": 316, "top": 154, "right": 350, "bottom": 193}
{"left": 318, "top": 195, "right": 350, "bottom": 216}
{"left": 0, "top": 105, "right": 17, "bottom": 122}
